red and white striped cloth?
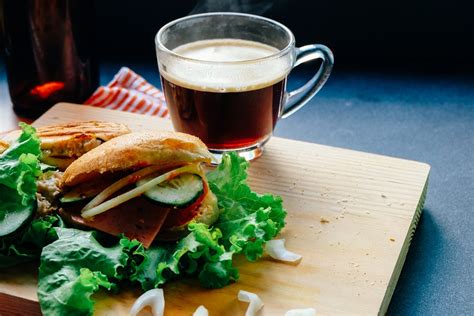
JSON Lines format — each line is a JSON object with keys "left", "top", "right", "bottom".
{"left": 85, "top": 67, "right": 169, "bottom": 117}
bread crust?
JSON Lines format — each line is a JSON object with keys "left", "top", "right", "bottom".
{"left": 61, "top": 131, "right": 214, "bottom": 187}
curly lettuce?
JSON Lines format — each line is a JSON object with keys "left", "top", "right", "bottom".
{"left": 0, "top": 215, "right": 63, "bottom": 268}
{"left": 132, "top": 152, "right": 286, "bottom": 289}
{"left": 131, "top": 222, "right": 238, "bottom": 289}
{"left": 0, "top": 148, "right": 286, "bottom": 315}
{"left": 0, "top": 123, "right": 41, "bottom": 236}
{"left": 38, "top": 228, "right": 138, "bottom": 316}
{"left": 210, "top": 153, "right": 287, "bottom": 261}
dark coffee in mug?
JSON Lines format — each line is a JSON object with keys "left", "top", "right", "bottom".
{"left": 160, "top": 39, "right": 287, "bottom": 150}
{"left": 156, "top": 13, "right": 333, "bottom": 160}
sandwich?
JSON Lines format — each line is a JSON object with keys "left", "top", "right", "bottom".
{"left": 3, "top": 121, "right": 131, "bottom": 170}
{"left": 58, "top": 131, "right": 219, "bottom": 247}
{"left": 1, "top": 123, "right": 287, "bottom": 315}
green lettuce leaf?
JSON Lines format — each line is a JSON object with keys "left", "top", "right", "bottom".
{"left": 33, "top": 152, "right": 286, "bottom": 315}
{"left": 132, "top": 153, "right": 284, "bottom": 289}
{"left": 0, "top": 123, "right": 41, "bottom": 237}
{"left": 0, "top": 215, "right": 63, "bottom": 268}
{"left": 129, "top": 241, "right": 168, "bottom": 290}
{"left": 198, "top": 259, "right": 239, "bottom": 289}
{"left": 38, "top": 228, "right": 133, "bottom": 315}
{"left": 208, "top": 152, "right": 287, "bottom": 261}
{"left": 132, "top": 222, "right": 238, "bottom": 290}
{"left": 38, "top": 266, "right": 113, "bottom": 316}
{"left": 1, "top": 123, "right": 41, "bottom": 160}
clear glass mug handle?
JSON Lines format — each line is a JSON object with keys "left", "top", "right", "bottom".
{"left": 281, "top": 44, "right": 334, "bottom": 119}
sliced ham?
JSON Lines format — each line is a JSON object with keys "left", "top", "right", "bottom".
{"left": 59, "top": 174, "right": 209, "bottom": 248}
{"left": 60, "top": 192, "right": 206, "bottom": 247}
{"left": 60, "top": 197, "right": 171, "bottom": 248}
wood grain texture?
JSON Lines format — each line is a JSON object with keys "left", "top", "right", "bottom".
{"left": 0, "top": 103, "right": 430, "bottom": 315}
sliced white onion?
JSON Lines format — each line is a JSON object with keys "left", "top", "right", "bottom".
{"left": 82, "top": 165, "right": 163, "bottom": 212}
{"left": 284, "top": 308, "right": 316, "bottom": 316}
{"left": 238, "top": 290, "right": 264, "bottom": 316}
{"left": 193, "top": 305, "right": 209, "bottom": 316}
{"left": 129, "top": 288, "right": 164, "bottom": 316}
{"left": 81, "top": 163, "right": 201, "bottom": 218}
{"left": 265, "top": 239, "right": 302, "bottom": 263}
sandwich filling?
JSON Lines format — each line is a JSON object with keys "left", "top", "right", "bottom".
{"left": 59, "top": 162, "right": 217, "bottom": 247}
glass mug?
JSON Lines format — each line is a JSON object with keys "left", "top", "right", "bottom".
{"left": 155, "top": 12, "right": 333, "bottom": 160}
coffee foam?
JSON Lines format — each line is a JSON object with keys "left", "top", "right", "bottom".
{"left": 159, "top": 39, "right": 292, "bottom": 92}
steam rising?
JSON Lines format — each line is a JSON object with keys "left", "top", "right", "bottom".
{"left": 190, "top": 0, "right": 274, "bottom": 15}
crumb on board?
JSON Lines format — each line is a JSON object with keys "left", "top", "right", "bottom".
{"left": 389, "top": 237, "right": 396, "bottom": 242}
{"left": 320, "top": 216, "right": 330, "bottom": 224}
{"left": 381, "top": 194, "right": 387, "bottom": 198}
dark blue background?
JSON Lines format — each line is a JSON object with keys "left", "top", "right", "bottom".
{"left": 92, "top": 0, "right": 474, "bottom": 73}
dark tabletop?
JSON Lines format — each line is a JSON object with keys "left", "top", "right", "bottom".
{"left": 1, "top": 61, "right": 473, "bottom": 314}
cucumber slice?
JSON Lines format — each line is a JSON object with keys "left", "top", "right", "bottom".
{"left": 137, "top": 173, "right": 203, "bottom": 207}
{"left": 0, "top": 198, "right": 36, "bottom": 237}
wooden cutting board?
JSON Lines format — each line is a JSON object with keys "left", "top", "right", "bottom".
{"left": 0, "top": 103, "right": 430, "bottom": 315}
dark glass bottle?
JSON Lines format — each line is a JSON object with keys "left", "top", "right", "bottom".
{"left": 1, "top": 0, "right": 99, "bottom": 118}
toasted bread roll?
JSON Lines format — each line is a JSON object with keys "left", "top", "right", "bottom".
{"left": 60, "top": 131, "right": 217, "bottom": 244}
{"left": 61, "top": 131, "right": 214, "bottom": 187}
{"left": 4, "top": 121, "right": 131, "bottom": 170}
